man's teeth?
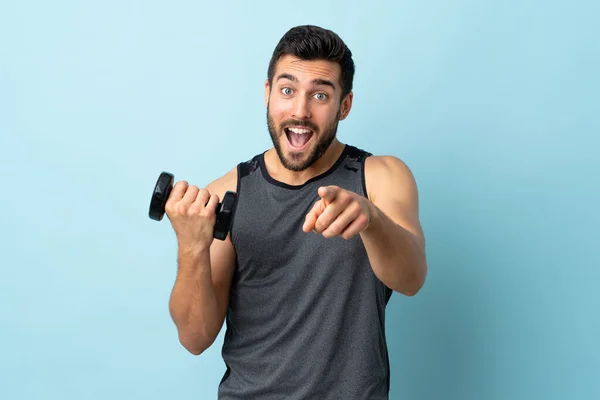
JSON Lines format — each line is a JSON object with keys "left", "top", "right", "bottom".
{"left": 288, "top": 127, "right": 311, "bottom": 134}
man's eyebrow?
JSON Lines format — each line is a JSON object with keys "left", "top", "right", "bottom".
{"left": 312, "top": 78, "right": 336, "bottom": 90}
{"left": 276, "top": 73, "right": 298, "bottom": 83}
{"left": 276, "top": 73, "right": 336, "bottom": 90}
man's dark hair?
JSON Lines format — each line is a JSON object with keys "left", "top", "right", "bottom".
{"left": 267, "top": 25, "right": 355, "bottom": 102}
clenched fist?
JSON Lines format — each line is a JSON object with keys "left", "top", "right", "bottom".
{"left": 165, "top": 181, "right": 220, "bottom": 250}
{"left": 303, "top": 186, "right": 373, "bottom": 240}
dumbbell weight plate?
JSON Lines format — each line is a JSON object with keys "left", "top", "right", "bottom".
{"left": 214, "top": 191, "right": 237, "bottom": 241}
{"left": 149, "top": 171, "right": 174, "bottom": 221}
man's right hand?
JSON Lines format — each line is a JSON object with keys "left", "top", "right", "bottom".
{"left": 164, "top": 180, "right": 220, "bottom": 251}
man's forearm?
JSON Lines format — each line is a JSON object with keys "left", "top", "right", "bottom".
{"left": 169, "top": 245, "right": 220, "bottom": 354}
{"left": 360, "top": 204, "right": 427, "bottom": 296}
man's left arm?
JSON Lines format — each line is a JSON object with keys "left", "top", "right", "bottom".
{"left": 360, "top": 155, "right": 427, "bottom": 296}
{"left": 303, "top": 155, "right": 427, "bottom": 296}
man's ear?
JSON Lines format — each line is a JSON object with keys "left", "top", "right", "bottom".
{"left": 339, "top": 91, "right": 353, "bottom": 121}
{"left": 264, "top": 79, "right": 270, "bottom": 108}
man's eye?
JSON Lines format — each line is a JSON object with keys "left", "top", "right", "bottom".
{"left": 281, "top": 88, "right": 293, "bottom": 95}
{"left": 315, "top": 93, "right": 328, "bottom": 101}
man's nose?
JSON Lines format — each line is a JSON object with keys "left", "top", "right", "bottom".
{"left": 291, "top": 96, "right": 311, "bottom": 119}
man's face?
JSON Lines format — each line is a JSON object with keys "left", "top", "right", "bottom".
{"left": 265, "top": 55, "right": 352, "bottom": 171}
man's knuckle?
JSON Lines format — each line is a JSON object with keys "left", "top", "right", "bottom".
{"left": 359, "top": 215, "right": 369, "bottom": 228}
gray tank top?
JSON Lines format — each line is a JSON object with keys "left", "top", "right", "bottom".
{"left": 218, "top": 144, "right": 393, "bottom": 399}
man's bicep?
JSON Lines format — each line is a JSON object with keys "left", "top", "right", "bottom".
{"left": 209, "top": 237, "right": 236, "bottom": 324}
{"left": 366, "top": 156, "right": 425, "bottom": 244}
{"left": 205, "top": 166, "right": 238, "bottom": 325}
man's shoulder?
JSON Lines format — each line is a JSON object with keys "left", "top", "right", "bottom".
{"left": 206, "top": 166, "right": 238, "bottom": 199}
{"left": 236, "top": 151, "right": 263, "bottom": 179}
{"left": 362, "top": 153, "right": 417, "bottom": 202}
{"left": 364, "top": 154, "right": 411, "bottom": 174}
{"left": 205, "top": 151, "right": 264, "bottom": 198}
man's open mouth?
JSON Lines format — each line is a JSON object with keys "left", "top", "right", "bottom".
{"left": 284, "top": 127, "right": 314, "bottom": 149}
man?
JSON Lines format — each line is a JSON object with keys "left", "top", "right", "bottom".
{"left": 165, "top": 25, "right": 427, "bottom": 399}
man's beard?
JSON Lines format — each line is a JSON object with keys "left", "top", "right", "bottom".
{"left": 266, "top": 106, "right": 341, "bottom": 172}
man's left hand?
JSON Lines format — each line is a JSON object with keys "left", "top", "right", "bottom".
{"left": 303, "top": 186, "right": 373, "bottom": 240}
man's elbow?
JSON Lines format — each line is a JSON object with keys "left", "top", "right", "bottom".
{"left": 397, "top": 280, "right": 423, "bottom": 297}
{"left": 393, "top": 261, "right": 427, "bottom": 296}
{"left": 401, "top": 282, "right": 424, "bottom": 297}
{"left": 178, "top": 332, "right": 215, "bottom": 356}
{"left": 185, "top": 345, "right": 205, "bottom": 356}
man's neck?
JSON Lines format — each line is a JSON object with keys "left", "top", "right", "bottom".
{"left": 264, "top": 139, "right": 346, "bottom": 186}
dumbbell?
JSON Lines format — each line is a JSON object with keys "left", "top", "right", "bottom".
{"left": 148, "top": 171, "right": 238, "bottom": 241}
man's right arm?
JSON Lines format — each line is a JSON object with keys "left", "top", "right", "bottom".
{"left": 167, "top": 167, "right": 238, "bottom": 355}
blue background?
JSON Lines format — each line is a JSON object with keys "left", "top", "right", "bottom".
{"left": 1, "top": 1, "right": 598, "bottom": 399}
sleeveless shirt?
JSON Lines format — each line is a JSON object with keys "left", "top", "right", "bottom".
{"left": 217, "top": 144, "right": 393, "bottom": 399}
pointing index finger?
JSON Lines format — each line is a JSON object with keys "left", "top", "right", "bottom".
{"left": 318, "top": 186, "right": 338, "bottom": 204}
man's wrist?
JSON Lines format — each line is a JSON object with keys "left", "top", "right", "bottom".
{"left": 364, "top": 200, "right": 383, "bottom": 235}
{"left": 178, "top": 240, "right": 211, "bottom": 261}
